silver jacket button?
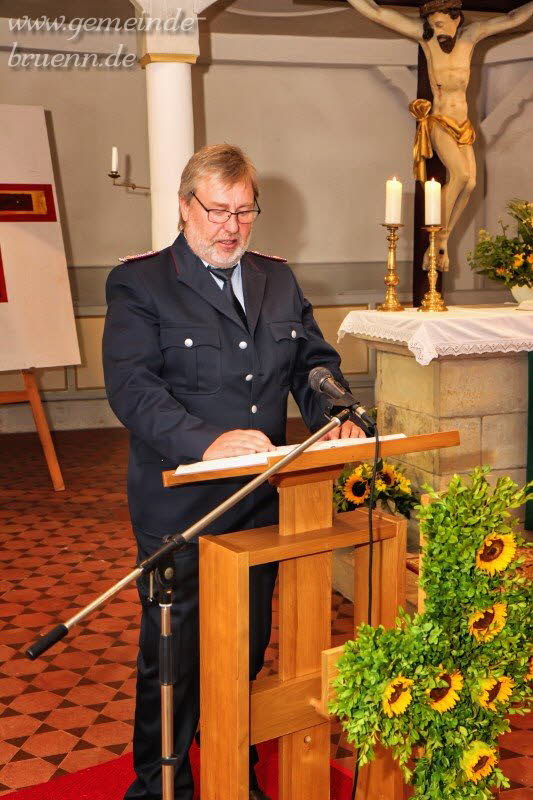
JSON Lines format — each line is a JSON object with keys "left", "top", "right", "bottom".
{"left": 239, "top": 341, "right": 248, "bottom": 349}
{"left": 251, "top": 404, "right": 258, "bottom": 413}
{"left": 291, "top": 329, "right": 297, "bottom": 339}
{"left": 184, "top": 338, "right": 193, "bottom": 347}
{"left": 245, "top": 374, "right": 253, "bottom": 381}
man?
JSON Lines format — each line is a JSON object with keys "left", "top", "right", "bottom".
{"left": 346, "top": 0, "right": 533, "bottom": 271}
{"left": 103, "top": 144, "right": 363, "bottom": 800}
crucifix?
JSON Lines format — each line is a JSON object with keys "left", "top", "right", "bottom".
{"left": 338, "top": 0, "right": 533, "bottom": 304}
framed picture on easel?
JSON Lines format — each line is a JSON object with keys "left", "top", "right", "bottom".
{"left": 0, "top": 104, "right": 81, "bottom": 491}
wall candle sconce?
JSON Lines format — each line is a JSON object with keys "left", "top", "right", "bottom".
{"left": 108, "top": 146, "right": 150, "bottom": 192}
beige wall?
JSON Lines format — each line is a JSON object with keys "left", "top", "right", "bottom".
{"left": 0, "top": 52, "right": 152, "bottom": 266}
{"left": 485, "top": 60, "right": 533, "bottom": 235}
{"left": 195, "top": 62, "right": 415, "bottom": 265}
{"left": 0, "top": 31, "right": 528, "bottom": 431}
{"left": 0, "top": 368, "right": 67, "bottom": 391}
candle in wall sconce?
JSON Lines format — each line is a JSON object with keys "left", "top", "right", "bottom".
{"left": 385, "top": 177, "right": 402, "bottom": 225}
{"left": 424, "top": 178, "right": 441, "bottom": 225}
{"left": 107, "top": 147, "right": 149, "bottom": 192}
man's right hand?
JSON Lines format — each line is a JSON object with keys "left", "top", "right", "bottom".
{"left": 203, "top": 429, "right": 275, "bottom": 461}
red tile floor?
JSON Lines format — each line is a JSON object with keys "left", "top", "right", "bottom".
{"left": 0, "top": 427, "right": 531, "bottom": 797}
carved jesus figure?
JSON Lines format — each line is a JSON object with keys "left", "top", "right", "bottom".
{"left": 346, "top": 0, "right": 533, "bottom": 270}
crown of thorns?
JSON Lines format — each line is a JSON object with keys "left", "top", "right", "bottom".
{"left": 419, "top": 0, "right": 462, "bottom": 16}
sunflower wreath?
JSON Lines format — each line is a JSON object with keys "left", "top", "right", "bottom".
{"left": 333, "top": 460, "right": 418, "bottom": 518}
{"left": 330, "top": 467, "right": 533, "bottom": 799}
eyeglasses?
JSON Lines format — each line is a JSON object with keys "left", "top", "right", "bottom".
{"left": 191, "top": 193, "right": 261, "bottom": 224}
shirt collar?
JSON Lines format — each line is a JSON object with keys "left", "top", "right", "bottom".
{"left": 201, "top": 259, "right": 240, "bottom": 271}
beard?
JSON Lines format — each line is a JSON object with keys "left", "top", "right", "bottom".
{"left": 437, "top": 34, "right": 456, "bottom": 53}
{"left": 184, "top": 225, "right": 252, "bottom": 268}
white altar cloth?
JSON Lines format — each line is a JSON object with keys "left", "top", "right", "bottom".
{"left": 338, "top": 306, "right": 533, "bottom": 366}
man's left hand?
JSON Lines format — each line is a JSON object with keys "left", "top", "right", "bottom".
{"left": 318, "top": 420, "right": 366, "bottom": 441}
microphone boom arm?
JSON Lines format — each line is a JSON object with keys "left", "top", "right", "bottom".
{"left": 324, "top": 400, "right": 376, "bottom": 437}
{"left": 26, "top": 408, "right": 352, "bottom": 660}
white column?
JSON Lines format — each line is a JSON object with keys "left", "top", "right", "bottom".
{"left": 134, "top": 0, "right": 221, "bottom": 248}
{"left": 145, "top": 61, "right": 194, "bottom": 250}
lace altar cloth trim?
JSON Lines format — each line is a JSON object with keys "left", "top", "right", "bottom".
{"left": 338, "top": 307, "right": 533, "bottom": 366}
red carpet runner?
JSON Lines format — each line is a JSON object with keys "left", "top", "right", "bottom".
{"left": 1, "top": 740, "right": 353, "bottom": 800}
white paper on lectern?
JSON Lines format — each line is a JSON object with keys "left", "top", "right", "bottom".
{"left": 173, "top": 433, "right": 406, "bottom": 477}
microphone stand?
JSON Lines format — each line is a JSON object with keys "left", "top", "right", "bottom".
{"left": 26, "top": 407, "right": 356, "bottom": 800}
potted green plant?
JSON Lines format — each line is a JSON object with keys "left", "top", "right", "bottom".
{"left": 330, "top": 468, "right": 532, "bottom": 799}
{"left": 467, "top": 199, "right": 533, "bottom": 305}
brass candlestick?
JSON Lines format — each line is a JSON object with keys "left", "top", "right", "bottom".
{"left": 419, "top": 225, "right": 447, "bottom": 312}
{"left": 377, "top": 223, "right": 404, "bottom": 312}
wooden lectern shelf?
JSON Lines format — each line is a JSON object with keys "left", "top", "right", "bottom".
{"left": 162, "top": 430, "right": 460, "bottom": 487}
{"left": 205, "top": 508, "right": 397, "bottom": 567}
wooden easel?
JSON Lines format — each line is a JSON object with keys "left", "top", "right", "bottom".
{"left": 0, "top": 368, "right": 65, "bottom": 491}
{"left": 164, "top": 430, "right": 460, "bottom": 799}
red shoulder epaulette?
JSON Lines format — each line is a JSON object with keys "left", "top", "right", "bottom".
{"left": 119, "top": 249, "right": 159, "bottom": 263}
{"left": 249, "top": 250, "right": 287, "bottom": 263}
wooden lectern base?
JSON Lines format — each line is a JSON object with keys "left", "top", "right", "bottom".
{"left": 0, "top": 369, "right": 65, "bottom": 491}
{"left": 187, "top": 431, "right": 459, "bottom": 799}
{"left": 200, "top": 504, "right": 406, "bottom": 800}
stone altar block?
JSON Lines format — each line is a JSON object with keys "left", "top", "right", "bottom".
{"left": 332, "top": 307, "right": 533, "bottom": 598}
{"left": 338, "top": 307, "right": 532, "bottom": 492}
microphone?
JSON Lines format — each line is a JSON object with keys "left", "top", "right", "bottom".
{"left": 308, "top": 367, "right": 376, "bottom": 434}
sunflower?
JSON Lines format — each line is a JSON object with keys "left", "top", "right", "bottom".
{"left": 462, "top": 742, "right": 497, "bottom": 783}
{"left": 427, "top": 670, "right": 463, "bottom": 712}
{"left": 468, "top": 602, "right": 507, "bottom": 642}
{"left": 478, "top": 675, "right": 515, "bottom": 711}
{"left": 377, "top": 463, "right": 399, "bottom": 488}
{"left": 513, "top": 253, "right": 525, "bottom": 268}
{"left": 476, "top": 533, "right": 516, "bottom": 574}
{"left": 344, "top": 467, "right": 370, "bottom": 507}
{"left": 528, "top": 253, "right": 533, "bottom": 265}
{"left": 382, "top": 676, "right": 413, "bottom": 718}
{"left": 526, "top": 656, "right": 533, "bottom": 682}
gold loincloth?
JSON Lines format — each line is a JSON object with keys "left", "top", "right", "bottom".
{"left": 409, "top": 98, "right": 476, "bottom": 183}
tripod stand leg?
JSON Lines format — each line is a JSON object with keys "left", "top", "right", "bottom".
{"left": 160, "top": 602, "right": 175, "bottom": 800}
{"left": 156, "top": 549, "right": 185, "bottom": 800}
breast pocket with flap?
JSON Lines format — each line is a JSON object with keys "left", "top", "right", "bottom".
{"left": 269, "top": 320, "right": 308, "bottom": 386}
{"left": 160, "top": 326, "right": 221, "bottom": 394}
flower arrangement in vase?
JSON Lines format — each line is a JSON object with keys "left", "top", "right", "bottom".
{"left": 334, "top": 459, "right": 418, "bottom": 518}
{"left": 467, "top": 199, "right": 533, "bottom": 303}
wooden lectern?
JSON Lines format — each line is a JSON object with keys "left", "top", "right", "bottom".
{"left": 164, "top": 430, "right": 459, "bottom": 800}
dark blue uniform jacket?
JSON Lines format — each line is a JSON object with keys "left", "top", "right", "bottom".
{"left": 102, "top": 233, "right": 348, "bottom": 547}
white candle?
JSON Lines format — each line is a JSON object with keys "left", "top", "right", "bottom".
{"left": 111, "top": 146, "right": 119, "bottom": 174}
{"left": 424, "top": 178, "right": 441, "bottom": 225}
{"left": 385, "top": 177, "right": 402, "bottom": 224}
